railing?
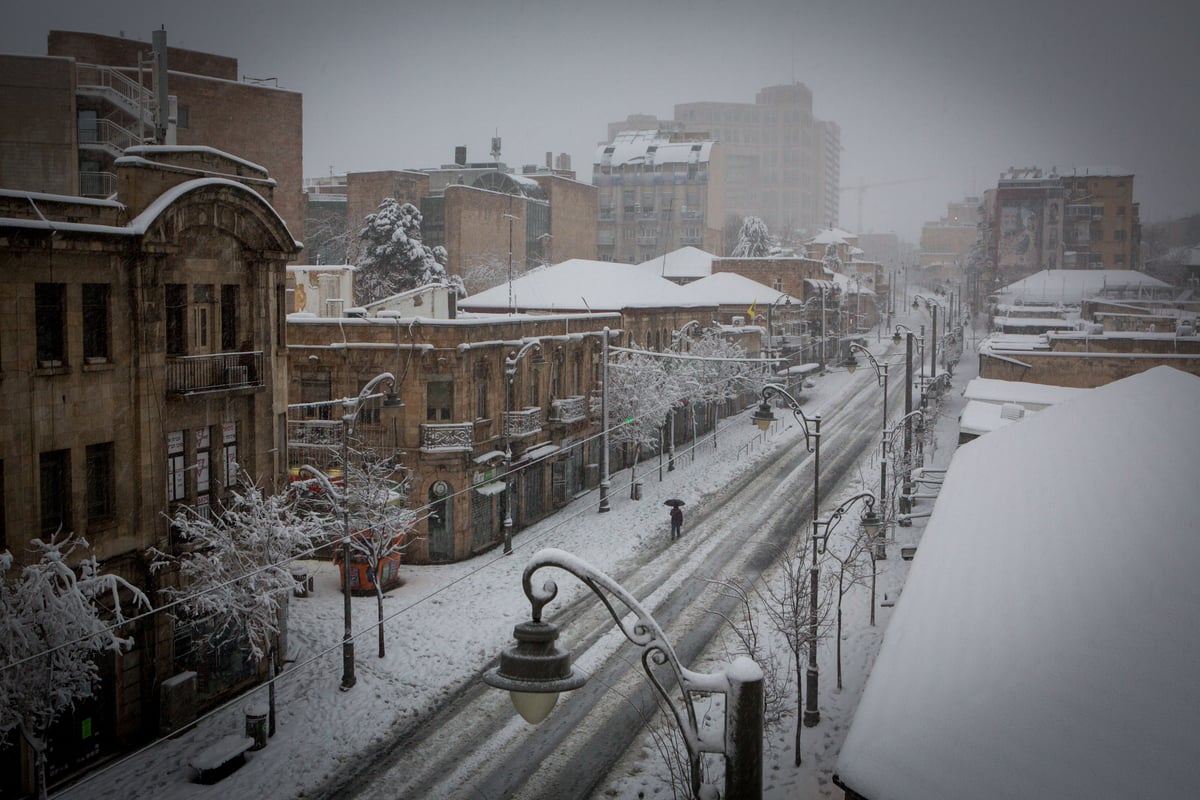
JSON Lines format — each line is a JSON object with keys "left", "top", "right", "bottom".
{"left": 75, "top": 64, "right": 154, "bottom": 118}
{"left": 166, "top": 351, "right": 263, "bottom": 395}
{"left": 680, "top": 236, "right": 703, "bottom": 246}
{"left": 79, "top": 171, "right": 117, "bottom": 198}
{"left": 549, "top": 396, "right": 587, "bottom": 424}
{"left": 420, "top": 422, "right": 473, "bottom": 452}
{"left": 286, "top": 419, "right": 396, "bottom": 470}
{"left": 503, "top": 407, "right": 543, "bottom": 439}
{"left": 681, "top": 210, "right": 705, "bottom": 221}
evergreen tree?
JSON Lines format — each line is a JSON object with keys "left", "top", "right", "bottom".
{"left": 731, "top": 216, "right": 774, "bottom": 258}
{"left": 354, "top": 199, "right": 464, "bottom": 304}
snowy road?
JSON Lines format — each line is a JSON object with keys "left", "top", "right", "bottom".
{"left": 318, "top": 359, "right": 898, "bottom": 800}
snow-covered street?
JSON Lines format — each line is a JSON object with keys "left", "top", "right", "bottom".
{"left": 55, "top": 315, "right": 973, "bottom": 800}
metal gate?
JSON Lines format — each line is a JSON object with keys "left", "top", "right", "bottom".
{"left": 522, "top": 462, "right": 546, "bottom": 524}
{"left": 427, "top": 484, "right": 454, "bottom": 562}
{"left": 471, "top": 491, "right": 495, "bottom": 550}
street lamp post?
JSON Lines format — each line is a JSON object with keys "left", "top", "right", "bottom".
{"left": 912, "top": 295, "right": 939, "bottom": 383}
{"left": 892, "top": 325, "right": 924, "bottom": 499}
{"left": 813, "top": 493, "right": 883, "bottom": 625}
{"left": 843, "top": 344, "right": 889, "bottom": 527}
{"left": 750, "top": 385, "right": 824, "bottom": 726}
{"left": 668, "top": 321, "right": 703, "bottom": 472}
{"left": 298, "top": 372, "right": 402, "bottom": 691}
{"left": 503, "top": 340, "right": 543, "bottom": 554}
{"left": 598, "top": 327, "right": 612, "bottom": 513}
{"left": 765, "top": 295, "right": 791, "bottom": 366}
{"left": 485, "top": 547, "right": 764, "bottom": 800}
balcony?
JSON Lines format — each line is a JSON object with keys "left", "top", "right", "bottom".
{"left": 503, "top": 407, "right": 543, "bottom": 439}
{"left": 420, "top": 422, "right": 474, "bottom": 453}
{"left": 549, "top": 396, "right": 588, "bottom": 425}
{"left": 681, "top": 210, "right": 705, "bottom": 221}
{"left": 167, "top": 351, "right": 263, "bottom": 396}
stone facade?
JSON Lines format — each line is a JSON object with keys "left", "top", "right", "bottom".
{"left": 0, "top": 147, "right": 297, "bottom": 794}
{"left": 286, "top": 313, "right": 619, "bottom": 564}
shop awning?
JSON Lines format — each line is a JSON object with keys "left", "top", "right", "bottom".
{"left": 475, "top": 481, "right": 506, "bottom": 496}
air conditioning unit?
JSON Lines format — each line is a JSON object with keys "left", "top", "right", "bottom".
{"left": 159, "top": 671, "right": 198, "bottom": 735}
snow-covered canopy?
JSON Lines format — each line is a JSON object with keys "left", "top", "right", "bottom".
{"left": 836, "top": 366, "right": 1200, "bottom": 799}
{"left": 458, "top": 259, "right": 702, "bottom": 312}
{"left": 676, "top": 272, "right": 791, "bottom": 307}
{"left": 995, "top": 269, "right": 1171, "bottom": 304}
{"left": 962, "top": 377, "right": 1087, "bottom": 410}
{"left": 637, "top": 246, "right": 716, "bottom": 280}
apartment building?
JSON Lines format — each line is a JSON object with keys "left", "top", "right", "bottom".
{"left": 0, "top": 146, "right": 297, "bottom": 795}
{"left": 919, "top": 197, "right": 981, "bottom": 268}
{"left": 592, "top": 128, "right": 726, "bottom": 263}
{"left": 981, "top": 167, "right": 1140, "bottom": 284}
{"left": 0, "top": 28, "right": 304, "bottom": 240}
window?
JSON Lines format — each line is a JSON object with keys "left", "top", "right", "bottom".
{"left": 167, "top": 431, "right": 186, "bottom": 502}
{"left": 166, "top": 284, "right": 186, "bottom": 356}
{"left": 82, "top": 283, "right": 110, "bottom": 362}
{"left": 177, "top": 106, "right": 190, "bottom": 129}
{"left": 528, "top": 366, "right": 539, "bottom": 408}
{"left": 36, "top": 283, "right": 66, "bottom": 366}
{"left": 426, "top": 379, "right": 453, "bottom": 421}
{"left": 192, "top": 285, "right": 215, "bottom": 353}
{"left": 40, "top": 449, "right": 71, "bottom": 534}
{"left": 475, "top": 362, "right": 489, "bottom": 419}
{"left": 221, "top": 284, "right": 240, "bottom": 352}
{"left": 85, "top": 442, "right": 114, "bottom": 521}
{"left": 223, "top": 422, "right": 239, "bottom": 488}
{"left": 276, "top": 284, "right": 286, "bottom": 349}
{"left": 551, "top": 353, "right": 563, "bottom": 399}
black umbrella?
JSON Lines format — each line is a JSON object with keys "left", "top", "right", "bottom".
{"left": 664, "top": 499, "right": 685, "bottom": 507}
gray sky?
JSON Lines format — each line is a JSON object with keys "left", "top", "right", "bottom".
{"left": 6, "top": 0, "right": 1198, "bottom": 242}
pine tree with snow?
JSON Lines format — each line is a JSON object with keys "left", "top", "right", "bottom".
{"left": 354, "top": 198, "right": 464, "bottom": 304}
{"left": 1, "top": 535, "right": 150, "bottom": 800}
{"left": 731, "top": 216, "right": 774, "bottom": 258}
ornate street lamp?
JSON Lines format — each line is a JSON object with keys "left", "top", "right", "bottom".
{"left": 845, "top": 343, "right": 890, "bottom": 525}
{"left": 297, "top": 372, "right": 401, "bottom": 691}
{"left": 814, "top": 493, "right": 884, "bottom": 624}
{"left": 502, "top": 340, "right": 543, "bottom": 554}
{"left": 751, "top": 384, "right": 827, "bottom": 726}
{"left": 485, "top": 548, "right": 764, "bottom": 800}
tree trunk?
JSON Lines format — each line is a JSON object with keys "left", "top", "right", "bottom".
{"left": 377, "top": 584, "right": 386, "bottom": 658}
{"left": 837, "top": 573, "right": 845, "bottom": 690}
{"left": 22, "top": 724, "right": 49, "bottom": 800}
{"left": 269, "top": 644, "right": 278, "bottom": 737}
{"left": 793, "top": 649, "right": 803, "bottom": 766}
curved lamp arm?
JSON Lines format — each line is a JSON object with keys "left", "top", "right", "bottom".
{"left": 815, "top": 492, "right": 880, "bottom": 552}
{"left": 847, "top": 343, "right": 886, "bottom": 386}
{"left": 294, "top": 464, "right": 345, "bottom": 504}
{"left": 753, "top": 384, "right": 817, "bottom": 453}
{"left": 505, "top": 340, "right": 543, "bottom": 377}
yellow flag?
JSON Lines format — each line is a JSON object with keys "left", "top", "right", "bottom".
{"left": 747, "top": 299, "right": 757, "bottom": 319}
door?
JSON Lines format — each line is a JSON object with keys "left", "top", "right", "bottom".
{"left": 427, "top": 482, "right": 454, "bottom": 562}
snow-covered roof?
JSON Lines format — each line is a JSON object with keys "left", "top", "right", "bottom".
{"left": 637, "top": 246, "right": 716, "bottom": 279}
{"left": 596, "top": 130, "right": 714, "bottom": 167}
{"left": 459, "top": 259, "right": 702, "bottom": 312}
{"left": 996, "top": 270, "right": 1171, "bottom": 304}
{"left": 836, "top": 366, "right": 1200, "bottom": 799}
{"left": 957, "top": 399, "right": 1032, "bottom": 437}
{"left": 676, "top": 272, "right": 791, "bottom": 306}
{"left": 962, "top": 377, "right": 1087, "bottom": 410}
{"left": 808, "top": 226, "right": 856, "bottom": 245}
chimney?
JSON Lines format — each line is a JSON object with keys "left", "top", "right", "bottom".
{"left": 454, "top": 146, "right": 466, "bottom": 166}
{"left": 152, "top": 27, "right": 169, "bottom": 144}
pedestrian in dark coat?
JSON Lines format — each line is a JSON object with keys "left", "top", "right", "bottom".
{"left": 670, "top": 505, "right": 683, "bottom": 539}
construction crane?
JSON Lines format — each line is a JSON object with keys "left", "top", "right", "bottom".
{"left": 839, "top": 177, "right": 932, "bottom": 233}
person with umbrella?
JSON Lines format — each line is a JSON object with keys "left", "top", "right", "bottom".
{"left": 666, "top": 499, "right": 685, "bottom": 540}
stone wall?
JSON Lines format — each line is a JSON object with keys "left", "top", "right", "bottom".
{"left": 978, "top": 351, "right": 1200, "bottom": 387}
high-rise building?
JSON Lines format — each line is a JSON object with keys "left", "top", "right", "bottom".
{"left": 671, "top": 82, "right": 841, "bottom": 241}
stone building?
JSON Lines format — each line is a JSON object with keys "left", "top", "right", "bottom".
{"left": 0, "top": 146, "right": 297, "bottom": 794}
{"left": 0, "top": 28, "right": 304, "bottom": 241}
{"left": 286, "top": 311, "right": 617, "bottom": 564}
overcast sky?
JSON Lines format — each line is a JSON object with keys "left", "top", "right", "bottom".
{"left": 5, "top": 0, "right": 1198, "bottom": 242}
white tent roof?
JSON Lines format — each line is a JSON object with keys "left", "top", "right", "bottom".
{"left": 962, "top": 377, "right": 1087, "bottom": 410}
{"left": 836, "top": 366, "right": 1200, "bottom": 799}
{"left": 676, "top": 272, "right": 791, "bottom": 306}
{"left": 996, "top": 269, "right": 1171, "bottom": 304}
{"left": 636, "top": 246, "right": 716, "bottom": 280}
{"left": 459, "top": 259, "right": 700, "bottom": 312}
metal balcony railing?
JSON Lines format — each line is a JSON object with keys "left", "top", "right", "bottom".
{"left": 419, "top": 422, "right": 473, "bottom": 453}
{"left": 549, "top": 396, "right": 587, "bottom": 424}
{"left": 166, "top": 351, "right": 263, "bottom": 395}
{"left": 503, "top": 407, "right": 543, "bottom": 439}
{"left": 79, "top": 171, "right": 117, "bottom": 198}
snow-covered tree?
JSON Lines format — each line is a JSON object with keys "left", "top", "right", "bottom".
{"left": 676, "top": 329, "right": 758, "bottom": 446}
{"left": 354, "top": 199, "right": 464, "bottom": 304}
{"left": 593, "top": 346, "right": 673, "bottom": 498}
{"left": 152, "top": 479, "right": 324, "bottom": 736}
{"left": 336, "top": 453, "right": 419, "bottom": 659}
{"left": 1, "top": 535, "right": 150, "bottom": 800}
{"left": 731, "top": 216, "right": 774, "bottom": 258}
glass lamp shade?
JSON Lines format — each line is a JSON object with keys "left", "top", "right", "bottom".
{"left": 751, "top": 403, "right": 775, "bottom": 432}
{"left": 510, "top": 690, "right": 560, "bottom": 725}
{"left": 892, "top": 332, "right": 902, "bottom": 344}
